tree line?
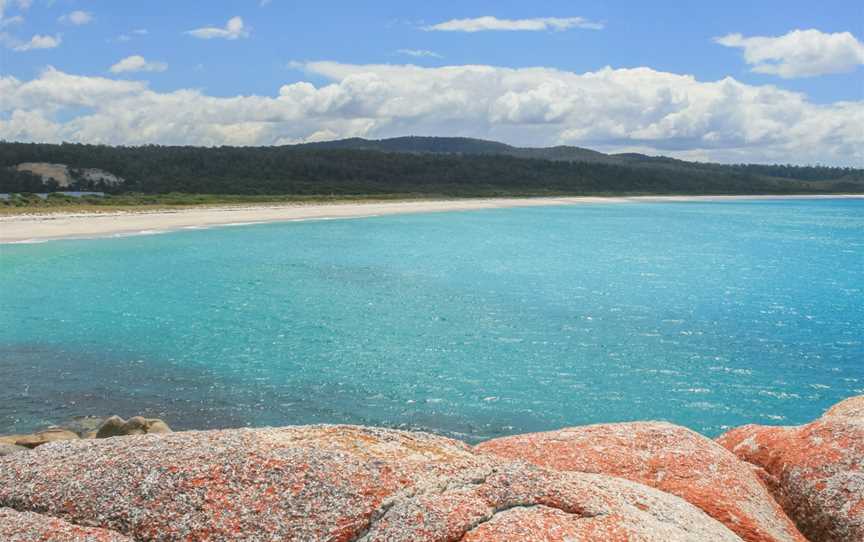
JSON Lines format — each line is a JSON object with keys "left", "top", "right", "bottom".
{"left": 1, "top": 141, "right": 861, "bottom": 197}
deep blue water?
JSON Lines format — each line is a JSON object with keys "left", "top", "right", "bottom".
{"left": 1, "top": 200, "right": 862, "bottom": 442}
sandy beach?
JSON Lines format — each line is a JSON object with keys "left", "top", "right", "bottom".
{"left": 1, "top": 194, "right": 862, "bottom": 243}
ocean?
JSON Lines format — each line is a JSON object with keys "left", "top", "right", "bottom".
{"left": 1, "top": 199, "right": 862, "bottom": 442}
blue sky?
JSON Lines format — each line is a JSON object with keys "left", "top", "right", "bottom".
{"left": 1, "top": 0, "right": 862, "bottom": 164}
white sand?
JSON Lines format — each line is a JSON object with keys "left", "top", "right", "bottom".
{"left": 1, "top": 195, "right": 862, "bottom": 243}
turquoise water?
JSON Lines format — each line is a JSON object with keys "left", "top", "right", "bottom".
{"left": 1, "top": 200, "right": 862, "bottom": 442}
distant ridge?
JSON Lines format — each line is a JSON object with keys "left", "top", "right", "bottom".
{"left": 295, "top": 136, "right": 619, "bottom": 163}
{"left": 1, "top": 136, "right": 862, "bottom": 197}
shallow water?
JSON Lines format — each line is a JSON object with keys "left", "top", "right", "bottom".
{"left": 1, "top": 200, "right": 862, "bottom": 442}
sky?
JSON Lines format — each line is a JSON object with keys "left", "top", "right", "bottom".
{"left": 0, "top": 0, "right": 862, "bottom": 165}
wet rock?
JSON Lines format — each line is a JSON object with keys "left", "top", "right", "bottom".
{"left": 62, "top": 416, "right": 107, "bottom": 437}
{"left": 94, "top": 415, "right": 172, "bottom": 438}
{"left": 14, "top": 427, "right": 79, "bottom": 449}
{"left": 0, "top": 507, "right": 131, "bottom": 541}
{"left": 93, "top": 415, "right": 126, "bottom": 438}
{"left": 0, "top": 424, "right": 742, "bottom": 541}
{"left": 718, "top": 396, "right": 864, "bottom": 542}
{"left": 144, "top": 419, "right": 172, "bottom": 434}
{"left": 476, "top": 421, "right": 804, "bottom": 542}
{"left": 0, "top": 435, "right": 27, "bottom": 446}
{"left": 0, "top": 444, "right": 28, "bottom": 457}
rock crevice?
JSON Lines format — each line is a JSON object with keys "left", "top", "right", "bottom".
{"left": 718, "top": 398, "right": 864, "bottom": 542}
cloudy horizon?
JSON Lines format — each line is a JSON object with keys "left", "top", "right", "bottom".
{"left": 0, "top": 1, "right": 861, "bottom": 166}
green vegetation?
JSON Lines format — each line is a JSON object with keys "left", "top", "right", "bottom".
{"left": 0, "top": 192, "right": 437, "bottom": 215}
{"left": 1, "top": 137, "right": 861, "bottom": 209}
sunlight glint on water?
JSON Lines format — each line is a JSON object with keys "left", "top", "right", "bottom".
{"left": 1, "top": 200, "right": 862, "bottom": 442}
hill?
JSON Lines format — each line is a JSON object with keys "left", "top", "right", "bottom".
{"left": 296, "top": 136, "right": 616, "bottom": 163}
{"left": 0, "top": 137, "right": 861, "bottom": 199}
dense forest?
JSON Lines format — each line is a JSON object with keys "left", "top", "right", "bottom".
{"left": 1, "top": 137, "right": 862, "bottom": 199}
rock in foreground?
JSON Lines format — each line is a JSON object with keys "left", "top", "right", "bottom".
{"left": 0, "top": 443, "right": 28, "bottom": 457}
{"left": 476, "top": 421, "right": 804, "bottom": 542}
{"left": 718, "top": 395, "right": 864, "bottom": 542}
{"left": 0, "top": 424, "right": 741, "bottom": 541}
{"left": 0, "top": 507, "right": 131, "bottom": 542}
{"left": 823, "top": 394, "right": 864, "bottom": 420}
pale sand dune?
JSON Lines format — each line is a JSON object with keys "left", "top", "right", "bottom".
{"left": 1, "top": 195, "right": 862, "bottom": 243}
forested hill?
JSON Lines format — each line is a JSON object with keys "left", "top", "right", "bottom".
{"left": 295, "top": 136, "right": 615, "bottom": 163}
{"left": 1, "top": 138, "right": 862, "bottom": 197}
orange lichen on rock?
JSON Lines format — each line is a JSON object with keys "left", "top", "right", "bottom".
{"left": 476, "top": 421, "right": 804, "bottom": 542}
{"left": 361, "top": 462, "right": 741, "bottom": 541}
{"left": 0, "top": 507, "right": 132, "bottom": 541}
{"left": 0, "top": 424, "right": 742, "bottom": 542}
{"left": 823, "top": 395, "right": 864, "bottom": 420}
{"left": 718, "top": 395, "right": 864, "bottom": 542}
{"left": 0, "top": 425, "right": 489, "bottom": 541}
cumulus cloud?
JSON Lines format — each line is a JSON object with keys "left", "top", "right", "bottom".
{"left": 59, "top": 10, "right": 93, "bottom": 25}
{"left": 186, "top": 16, "right": 248, "bottom": 40}
{"left": 110, "top": 55, "right": 167, "bottom": 73}
{"left": 9, "top": 33, "right": 60, "bottom": 51}
{"left": 426, "top": 16, "right": 603, "bottom": 32}
{"left": 396, "top": 49, "right": 442, "bottom": 58}
{"left": 0, "top": 63, "right": 861, "bottom": 165}
{"left": 715, "top": 29, "right": 864, "bottom": 78}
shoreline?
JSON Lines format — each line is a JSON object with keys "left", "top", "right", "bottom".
{"left": 2, "top": 194, "right": 862, "bottom": 244}
{"left": 1, "top": 396, "right": 861, "bottom": 541}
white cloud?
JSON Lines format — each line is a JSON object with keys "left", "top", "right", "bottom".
{"left": 425, "top": 16, "right": 603, "bottom": 32}
{"left": 0, "top": 0, "right": 30, "bottom": 23}
{"left": 59, "top": 10, "right": 93, "bottom": 25}
{"left": 10, "top": 33, "right": 60, "bottom": 51}
{"left": 186, "top": 16, "right": 248, "bottom": 40}
{"left": 115, "top": 28, "right": 148, "bottom": 42}
{"left": 715, "top": 29, "right": 864, "bottom": 78}
{"left": 110, "top": 55, "right": 168, "bottom": 73}
{"left": 0, "top": 0, "right": 30, "bottom": 15}
{"left": 0, "top": 63, "right": 861, "bottom": 166}
{"left": 396, "top": 49, "right": 442, "bottom": 58}
{"left": 0, "top": 14, "right": 22, "bottom": 27}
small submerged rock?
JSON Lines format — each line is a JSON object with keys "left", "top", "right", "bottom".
{"left": 718, "top": 395, "right": 864, "bottom": 542}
